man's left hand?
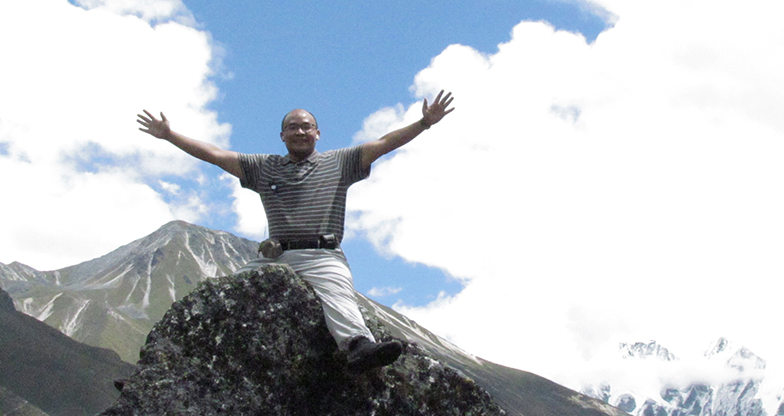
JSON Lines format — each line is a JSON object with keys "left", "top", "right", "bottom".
{"left": 421, "top": 90, "right": 455, "bottom": 128}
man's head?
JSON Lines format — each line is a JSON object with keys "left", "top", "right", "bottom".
{"left": 280, "top": 109, "right": 320, "bottom": 162}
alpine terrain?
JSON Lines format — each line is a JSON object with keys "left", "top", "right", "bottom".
{"left": 2, "top": 220, "right": 627, "bottom": 416}
{"left": 0, "top": 220, "right": 259, "bottom": 362}
{"left": 1, "top": 286, "right": 135, "bottom": 415}
{"left": 581, "top": 339, "right": 784, "bottom": 416}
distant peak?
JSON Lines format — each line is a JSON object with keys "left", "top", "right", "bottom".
{"left": 160, "top": 220, "right": 193, "bottom": 229}
{"left": 704, "top": 337, "right": 765, "bottom": 371}
{"left": 5, "top": 261, "right": 39, "bottom": 271}
{"left": 705, "top": 337, "right": 732, "bottom": 356}
{"left": 149, "top": 220, "right": 203, "bottom": 238}
{"left": 619, "top": 340, "right": 676, "bottom": 361}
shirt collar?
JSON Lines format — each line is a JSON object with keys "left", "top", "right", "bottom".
{"left": 283, "top": 150, "right": 319, "bottom": 165}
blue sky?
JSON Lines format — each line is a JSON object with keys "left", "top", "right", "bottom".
{"left": 2, "top": 0, "right": 784, "bottom": 410}
{"left": 181, "top": 0, "right": 606, "bottom": 149}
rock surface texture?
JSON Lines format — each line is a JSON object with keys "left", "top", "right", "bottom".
{"left": 101, "top": 264, "right": 506, "bottom": 416}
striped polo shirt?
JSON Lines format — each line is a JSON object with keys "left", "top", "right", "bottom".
{"left": 238, "top": 146, "right": 369, "bottom": 243}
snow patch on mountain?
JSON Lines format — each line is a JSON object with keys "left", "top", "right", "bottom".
{"left": 142, "top": 274, "right": 152, "bottom": 310}
{"left": 166, "top": 274, "right": 176, "bottom": 302}
{"left": 183, "top": 228, "right": 220, "bottom": 277}
{"left": 90, "top": 263, "right": 133, "bottom": 290}
{"left": 123, "top": 275, "right": 142, "bottom": 304}
{"left": 62, "top": 299, "right": 90, "bottom": 337}
{"left": 22, "top": 293, "right": 62, "bottom": 322}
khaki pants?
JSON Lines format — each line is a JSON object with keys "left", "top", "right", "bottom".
{"left": 236, "top": 248, "right": 375, "bottom": 350}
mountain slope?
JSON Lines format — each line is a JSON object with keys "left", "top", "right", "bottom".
{"left": 0, "top": 385, "right": 49, "bottom": 416}
{"left": 0, "top": 221, "right": 259, "bottom": 362}
{"left": 0, "top": 287, "right": 135, "bottom": 416}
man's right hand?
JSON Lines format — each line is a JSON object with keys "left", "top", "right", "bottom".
{"left": 137, "top": 110, "right": 172, "bottom": 140}
{"left": 136, "top": 109, "right": 244, "bottom": 180}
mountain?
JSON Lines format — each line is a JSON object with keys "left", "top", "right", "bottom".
{"left": 0, "top": 220, "right": 259, "bottom": 362}
{"left": 0, "top": 286, "right": 135, "bottom": 416}
{"left": 581, "top": 339, "right": 784, "bottom": 416}
{"left": 619, "top": 340, "right": 676, "bottom": 361}
{"left": 2, "top": 221, "right": 627, "bottom": 415}
{"left": 101, "top": 263, "right": 623, "bottom": 416}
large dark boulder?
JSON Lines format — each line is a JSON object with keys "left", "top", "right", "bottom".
{"left": 101, "top": 264, "right": 505, "bottom": 416}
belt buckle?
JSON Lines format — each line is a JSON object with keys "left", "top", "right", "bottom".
{"left": 319, "top": 234, "right": 337, "bottom": 249}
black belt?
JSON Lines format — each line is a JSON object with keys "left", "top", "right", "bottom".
{"left": 280, "top": 234, "right": 338, "bottom": 251}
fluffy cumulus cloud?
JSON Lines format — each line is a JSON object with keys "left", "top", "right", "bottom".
{"left": 0, "top": 0, "right": 230, "bottom": 270}
{"left": 225, "top": 172, "right": 268, "bottom": 241}
{"left": 347, "top": 0, "right": 784, "bottom": 407}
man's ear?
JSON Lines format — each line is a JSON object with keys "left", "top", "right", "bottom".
{"left": 280, "top": 132, "right": 285, "bottom": 141}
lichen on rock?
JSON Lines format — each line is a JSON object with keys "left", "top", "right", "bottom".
{"left": 101, "top": 264, "right": 505, "bottom": 416}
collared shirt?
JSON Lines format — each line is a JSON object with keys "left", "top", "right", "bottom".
{"left": 238, "top": 146, "right": 370, "bottom": 243}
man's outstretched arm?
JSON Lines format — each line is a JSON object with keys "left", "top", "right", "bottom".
{"left": 360, "top": 90, "right": 455, "bottom": 170}
{"left": 137, "top": 110, "right": 244, "bottom": 180}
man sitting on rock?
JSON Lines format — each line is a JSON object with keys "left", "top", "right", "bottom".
{"left": 137, "top": 91, "right": 454, "bottom": 372}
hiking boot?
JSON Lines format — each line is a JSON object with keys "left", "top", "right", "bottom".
{"left": 346, "top": 337, "right": 403, "bottom": 372}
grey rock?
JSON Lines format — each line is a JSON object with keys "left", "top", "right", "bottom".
{"left": 101, "top": 264, "right": 506, "bottom": 416}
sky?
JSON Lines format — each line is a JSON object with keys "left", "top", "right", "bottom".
{"left": 1, "top": 0, "right": 783, "bottom": 411}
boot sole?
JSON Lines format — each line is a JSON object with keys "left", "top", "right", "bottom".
{"left": 347, "top": 341, "right": 403, "bottom": 373}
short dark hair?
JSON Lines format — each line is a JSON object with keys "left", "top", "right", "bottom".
{"left": 281, "top": 110, "right": 318, "bottom": 131}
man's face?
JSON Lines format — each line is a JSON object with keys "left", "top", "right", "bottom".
{"left": 280, "top": 109, "right": 319, "bottom": 161}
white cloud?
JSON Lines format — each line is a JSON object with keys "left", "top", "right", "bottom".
{"left": 72, "top": 0, "right": 194, "bottom": 25}
{"left": 159, "top": 180, "right": 182, "bottom": 195}
{"left": 0, "top": 0, "right": 229, "bottom": 270}
{"left": 224, "top": 173, "right": 268, "bottom": 241}
{"left": 347, "top": 0, "right": 784, "bottom": 406}
{"left": 367, "top": 286, "right": 402, "bottom": 297}
{"left": 352, "top": 104, "right": 408, "bottom": 145}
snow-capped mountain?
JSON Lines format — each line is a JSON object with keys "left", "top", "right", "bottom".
{"left": 0, "top": 221, "right": 259, "bottom": 362}
{"left": 619, "top": 340, "right": 676, "bottom": 361}
{"left": 582, "top": 339, "right": 784, "bottom": 416}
